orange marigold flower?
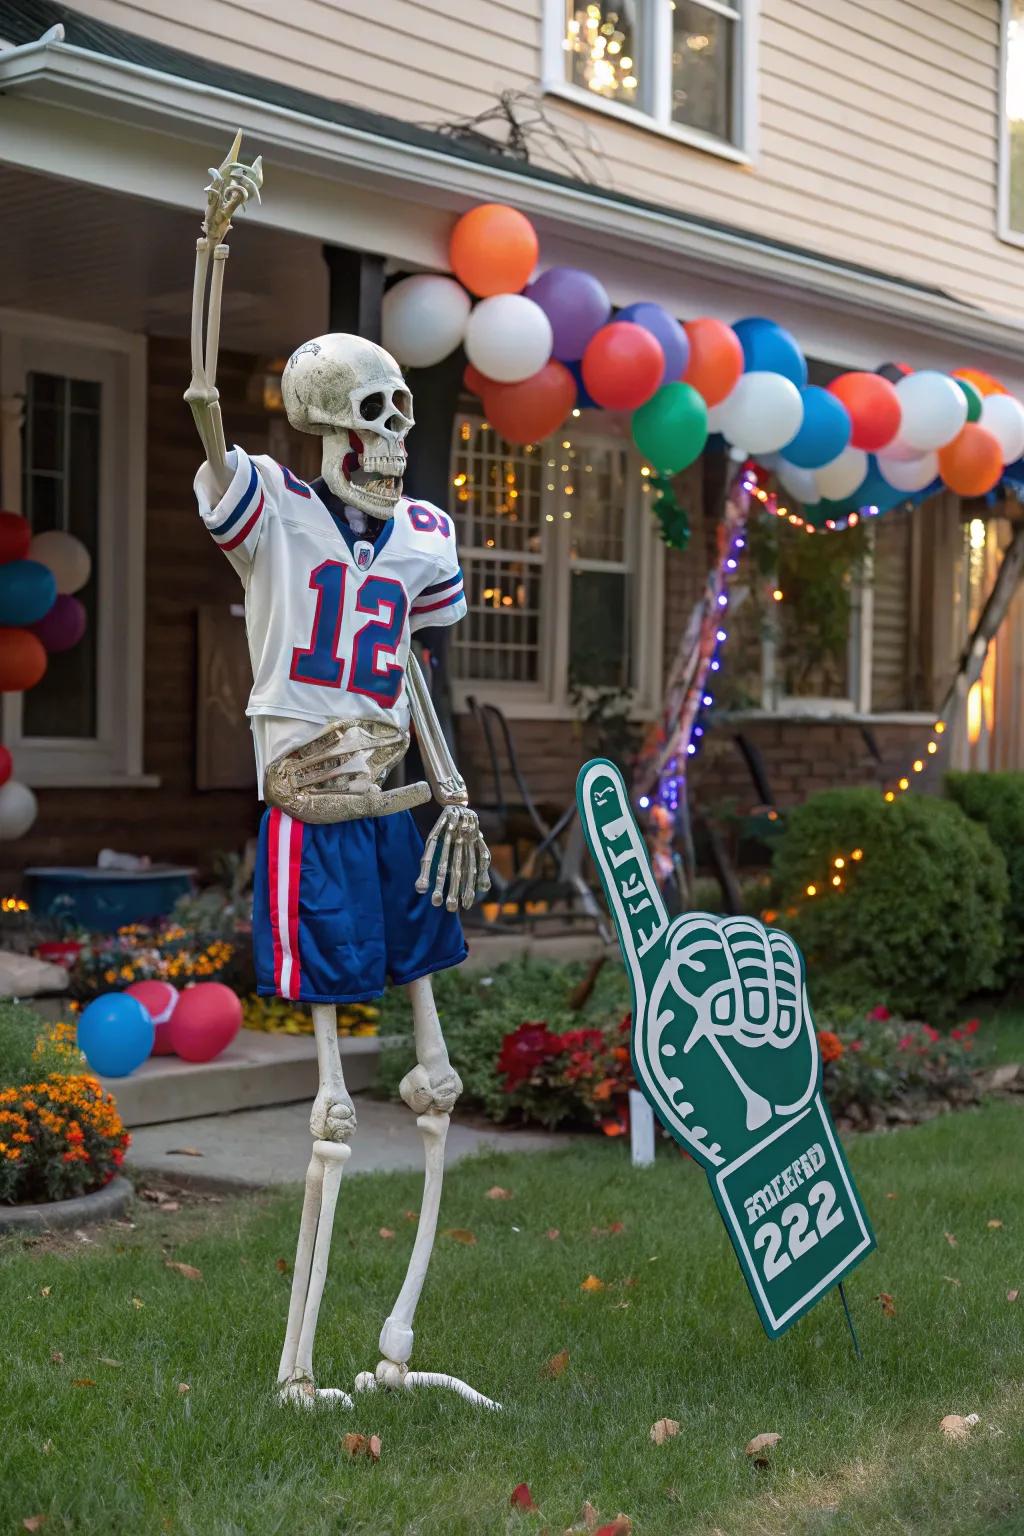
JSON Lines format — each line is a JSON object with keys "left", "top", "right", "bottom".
{"left": 817, "top": 1029, "right": 844, "bottom": 1063}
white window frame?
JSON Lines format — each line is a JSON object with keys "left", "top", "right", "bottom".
{"left": 542, "top": 0, "right": 759, "bottom": 165}
{"left": 0, "top": 309, "right": 152, "bottom": 787}
{"left": 998, "top": 0, "right": 1024, "bottom": 247}
{"left": 450, "top": 414, "right": 663, "bottom": 721}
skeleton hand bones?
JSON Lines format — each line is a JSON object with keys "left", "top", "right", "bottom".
{"left": 202, "top": 131, "right": 263, "bottom": 249}
{"left": 416, "top": 803, "right": 491, "bottom": 912}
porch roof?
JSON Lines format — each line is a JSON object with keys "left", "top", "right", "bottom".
{"left": 4, "top": 1, "right": 1024, "bottom": 376}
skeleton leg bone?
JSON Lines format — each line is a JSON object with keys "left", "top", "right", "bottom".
{"left": 354, "top": 977, "right": 500, "bottom": 1410}
{"left": 278, "top": 1003, "right": 356, "bottom": 1407}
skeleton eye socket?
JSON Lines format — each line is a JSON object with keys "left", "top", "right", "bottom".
{"left": 395, "top": 390, "right": 412, "bottom": 418}
{"left": 359, "top": 392, "right": 386, "bottom": 421}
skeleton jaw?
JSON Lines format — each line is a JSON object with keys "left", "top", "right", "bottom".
{"left": 322, "top": 430, "right": 405, "bottom": 521}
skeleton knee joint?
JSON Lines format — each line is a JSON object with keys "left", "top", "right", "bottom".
{"left": 398, "top": 1062, "right": 462, "bottom": 1115}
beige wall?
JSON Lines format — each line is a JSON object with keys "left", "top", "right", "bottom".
{"left": 64, "top": 0, "right": 1024, "bottom": 318}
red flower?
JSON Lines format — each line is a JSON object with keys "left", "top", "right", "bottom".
{"left": 618, "top": 1013, "right": 632, "bottom": 1035}
{"left": 868, "top": 1005, "right": 891, "bottom": 1021}
{"left": 964, "top": 1018, "right": 980, "bottom": 1035}
{"left": 557, "top": 1028, "right": 604, "bottom": 1052}
{"left": 897, "top": 1034, "right": 914, "bottom": 1051}
{"left": 951, "top": 1027, "right": 964, "bottom": 1041}
{"left": 922, "top": 1024, "right": 940, "bottom": 1043}
{"left": 817, "top": 1030, "right": 844, "bottom": 1063}
{"left": 496, "top": 1022, "right": 565, "bottom": 1090}
{"left": 849, "top": 1040, "right": 863, "bottom": 1052}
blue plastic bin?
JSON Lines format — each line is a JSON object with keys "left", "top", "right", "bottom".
{"left": 24, "top": 867, "right": 196, "bottom": 931}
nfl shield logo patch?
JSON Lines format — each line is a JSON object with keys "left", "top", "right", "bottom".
{"left": 354, "top": 540, "right": 374, "bottom": 570}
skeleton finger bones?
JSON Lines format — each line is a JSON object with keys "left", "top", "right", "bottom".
{"left": 416, "top": 805, "right": 491, "bottom": 911}
{"left": 203, "top": 130, "right": 263, "bottom": 247}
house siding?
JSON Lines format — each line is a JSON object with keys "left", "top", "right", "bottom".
{"left": 62, "top": 0, "right": 1023, "bottom": 317}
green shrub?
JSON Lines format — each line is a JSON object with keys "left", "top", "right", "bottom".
{"left": 0, "top": 1003, "right": 77, "bottom": 1088}
{"left": 771, "top": 789, "right": 1007, "bottom": 1020}
{"left": 946, "top": 772, "right": 1024, "bottom": 983}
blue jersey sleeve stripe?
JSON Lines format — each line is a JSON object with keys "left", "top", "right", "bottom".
{"left": 421, "top": 567, "right": 464, "bottom": 596}
{"left": 209, "top": 463, "right": 259, "bottom": 537}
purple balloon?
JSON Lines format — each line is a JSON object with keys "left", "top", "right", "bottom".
{"left": 523, "top": 267, "right": 611, "bottom": 362}
{"left": 30, "top": 593, "right": 86, "bottom": 654}
{"left": 613, "top": 303, "right": 689, "bottom": 386}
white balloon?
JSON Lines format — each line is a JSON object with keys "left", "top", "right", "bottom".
{"left": 775, "top": 458, "right": 819, "bottom": 503}
{"left": 381, "top": 274, "right": 471, "bottom": 369}
{"left": 816, "top": 446, "right": 868, "bottom": 501}
{"left": 876, "top": 433, "right": 921, "bottom": 463}
{"left": 895, "top": 371, "right": 967, "bottom": 451}
{"left": 464, "top": 294, "right": 553, "bottom": 384}
{"left": 716, "top": 372, "right": 804, "bottom": 455}
{"left": 980, "top": 393, "right": 1024, "bottom": 464}
{"left": 0, "top": 780, "right": 37, "bottom": 841}
{"left": 877, "top": 449, "right": 938, "bottom": 492}
{"left": 28, "top": 530, "right": 91, "bottom": 596}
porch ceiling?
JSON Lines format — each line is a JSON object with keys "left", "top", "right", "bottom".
{"left": 0, "top": 162, "right": 327, "bottom": 355}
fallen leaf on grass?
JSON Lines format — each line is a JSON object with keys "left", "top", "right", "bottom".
{"left": 97, "top": 1357, "right": 122, "bottom": 1369}
{"left": 177, "top": 1384, "right": 190, "bottom": 1394}
{"left": 403, "top": 1210, "right": 418, "bottom": 1222}
{"left": 594, "top": 1517, "right": 632, "bottom": 1535}
{"left": 876, "top": 1292, "right": 897, "bottom": 1318}
{"left": 510, "top": 1483, "right": 537, "bottom": 1510}
{"left": 378, "top": 1228, "right": 395, "bottom": 1240}
{"left": 442, "top": 1228, "right": 477, "bottom": 1245}
{"left": 745, "top": 1432, "right": 781, "bottom": 1467}
{"left": 131, "top": 1297, "right": 144, "bottom": 1310}
{"left": 611, "top": 1301, "right": 631, "bottom": 1310}
{"left": 590, "top": 1222, "right": 625, "bottom": 1236}
{"left": 275, "top": 1258, "right": 289, "bottom": 1274}
{"left": 546, "top": 1228, "right": 561, "bottom": 1240}
{"left": 650, "top": 1418, "right": 680, "bottom": 1445}
{"left": 342, "top": 1433, "right": 382, "bottom": 1462}
{"left": 164, "top": 1261, "right": 202, "bottom": 1281}
{"left": 41, "top": 1441, "right": 52, "bottom": 1455}
{"left": 1007, "top": 1290, "right": 1019, "bottom": 1303}
{"left": 580, "top": 1274, "right": 605, "bottom": 1293}
{"left": 885, "top": 1192, "right": 899, "bottom": 1200}
{"left": 987, "top": 1219, "right": 1004, "bottom": 1230}
{"left": 564, "top": 1499, "right": 601, "bottom": 1533}
{"left": 49, "top": 1351, "right": 63, "bottom": 1365}
{"left": 39, "top": 1286, "right": 50, "bottom": 1298}
{"left": 71, "top": 1379, "right": 95, "bottom": 1388}
{"left": 159, "top": 1202, "right": 181, "bottom": 1214}
{"left": 541, "top": 1348, "right": 570, "bottom": 1379}
{"left": 22, "top": 1517, "right": 46, "bottom": 1532}
{"left": 944, "top": 1232, "right": 958, "bottom": 1248}
{"left": 942, "top": 1276, "right": 961, "bottom": 1287}
{"left": 940, "top": 1413, "right": 979, "bottom": 1441}
{"left": 166, "top": 1147, "right": 203, "bottom": 1158}
{"left": 485, "top": 1186, "right": 512, "bottom": 1200}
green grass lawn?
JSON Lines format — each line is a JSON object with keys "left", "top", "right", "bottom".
{"left": 2, "top": 1101, "right": 1022, "bottom": 1536}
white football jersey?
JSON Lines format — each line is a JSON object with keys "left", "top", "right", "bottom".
{"left": 194, "top": 448, "right": 466, "bottom": 790}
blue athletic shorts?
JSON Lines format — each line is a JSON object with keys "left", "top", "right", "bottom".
{"left": 252, "top": 807, "right": 467, "bottom": 1003}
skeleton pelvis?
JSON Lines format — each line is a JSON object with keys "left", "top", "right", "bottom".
{"left": 264, "top": 718, "right": 430, "bottom": 825}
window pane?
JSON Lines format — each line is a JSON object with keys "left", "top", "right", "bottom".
{"left": 671, "top": 0, "right": 735, "bottom": 142}
{"left": 568, "top": 440, "right": 628, "bottom": 561}
{"left": 450, "top": 418, "right": 542, "bottom": 555}
{"left": 21, "top": 371, "right": 101, "bottom": 740}
{"left": 456, "top": 559, "right": 543, "bottom": 685}
{"left": 564, "top": 1, "right": 641, "bottom": 107}
{"left": 1008, "top": 2, "right": 1024, "bottom": 234}
{"left": 570, "top": 569, "right": 629, "bottom": 688}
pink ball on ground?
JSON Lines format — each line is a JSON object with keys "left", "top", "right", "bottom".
{"left": 30, "top": 593, "right": 86, "bottom": 654}
{"left": 168, "top": 983, "right": 242, "bottom": 1063}
{"left": 125, "top": 979, "right": 180, "bottom": 1056}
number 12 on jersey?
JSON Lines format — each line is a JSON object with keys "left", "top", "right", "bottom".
{"left": 290, "top": 560, "right": 408, "bottom": 707}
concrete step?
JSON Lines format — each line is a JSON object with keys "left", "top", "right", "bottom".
{"left": 100, "top": 1031, "right": 380, "bottom": 1129}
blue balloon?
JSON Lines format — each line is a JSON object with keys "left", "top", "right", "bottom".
{"left": 853, "top": 456, "right": 904, "bottom": 514}
{"left": 613, "top": 302, "right": 689, "bottom": 386}
{"left": 567, "top": 358, "right": 600, "bottom": 409}
{"left": 77, "top": 992, "right": 154, "bottom": 1078}
{"left": 0, "top": 559, "right": 57, "bottom": 627}
{"left": 733, "top": 317, "right": 808, "bottom": 388}
{"left": 782, "top": 387, "right": 852, "bottom": 469}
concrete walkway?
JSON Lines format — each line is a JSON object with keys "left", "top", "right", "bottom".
{"left": 126, "top": 1094, "right": 568, "bottom": 1187}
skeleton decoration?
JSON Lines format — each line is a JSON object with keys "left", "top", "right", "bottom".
{"left": 185, "top": 136, "right": 496, "bottom": 1408}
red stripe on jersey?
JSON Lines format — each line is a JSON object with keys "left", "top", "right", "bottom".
{"left": 220, "top": 491, "right": 264, "bottom": 551}
{"left": 268, "top": 806, "right": 284, "bottom": 993}
{"left": 286, "top": 815, "right": 303, "bottom": 1000}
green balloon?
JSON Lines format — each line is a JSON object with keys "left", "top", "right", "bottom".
{"left": 631, "top": 382, "right": 708, "bottom": 474}
{"left": 956, "top": 378, "right": 983, "bottom": 423}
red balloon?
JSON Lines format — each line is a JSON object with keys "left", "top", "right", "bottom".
{"left": 463, "top": 362, "right": 489, "bottom": 396}
{"left": 481, "top": 360, "right": 576, "bottom": 444}
{"left": 827, "top": 372, "right": 902, "bottom": 451}
{"left": 581, "top": 323, "right": 664, "bottom": 411}
{"left": 0, "top": 746, "right": 10, "bottom": 788}
{"left": 168, "top": 982, "right": 242, "bottom": 1063}
{"left": 125, "top": 980, "right": 180, "bottom": 1057}
{"left": 0, "top": 512, "right": 30, "bottom": 565}
{"left": 0, "top": 628, "right": 47, "bottom": 692}
{"left": 938, "top": 423, "right": 1004, "bottom": 497}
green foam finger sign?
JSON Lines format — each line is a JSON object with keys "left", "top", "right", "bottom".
{"left": 577, "top": 759, "right": 876, "bottom": 1339}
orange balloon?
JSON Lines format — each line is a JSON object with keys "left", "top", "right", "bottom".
{"left": 450, "top": 204, "right": 539, "bottom": 298}
{"left": 938, "top": 423, "right": 1004, "bottom": 496}
{"left": 682, "top": 318, "right": 744, "bottom": 406}
{"left": 953, "top": 368, "right": 1007, "bottom": 398}
{"left": 0, "top": 628, "right": 47, "bottom": 692}
{"left": 482, "top": 361, "right": 576, "bottom": 444}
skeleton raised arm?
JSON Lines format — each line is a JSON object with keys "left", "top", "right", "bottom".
{"left": 183, "top": 131, "right": 263, "bottom": 492}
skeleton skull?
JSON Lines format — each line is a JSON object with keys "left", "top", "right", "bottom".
{"left": 282, "top": 334, "right": 414, "bottom": 519}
